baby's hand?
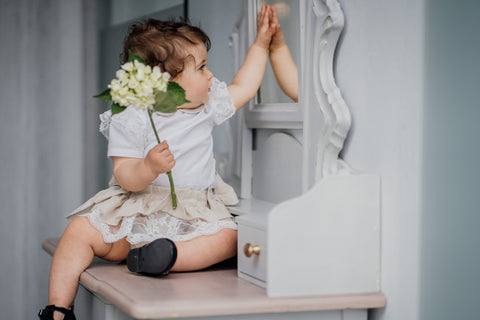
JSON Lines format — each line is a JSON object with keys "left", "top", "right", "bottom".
{"left": 254, "top": 4, "right": 277, "bottom": 50}
{"left": 268, "top": 5, "right": 286, "bottom": 52}
{"left": 144, "top": 141, "right": 175, "bottom": 176}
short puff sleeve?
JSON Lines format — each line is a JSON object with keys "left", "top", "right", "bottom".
{"left": 208, "top": 77, "right": 236, "bottom": 126}
{"left": 99, "top": 107, "right": 147, "bottom": 159}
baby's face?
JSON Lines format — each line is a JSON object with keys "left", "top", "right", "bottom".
{"left": 173, "top": 44, "right": 213, "bottom": 110}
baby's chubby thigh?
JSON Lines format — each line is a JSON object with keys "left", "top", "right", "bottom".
{"left": 171, "top": 228, "right": 237, "bottom": 272}
{"left": 62, "top": 216, "right": 130, "bottom": 262}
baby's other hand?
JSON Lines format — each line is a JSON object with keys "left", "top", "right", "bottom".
{"left": 144, "top": 141, "right": 175, "bottom": 176}
{"left": 268, "top": 5, "right": 286, "bottom": 52}
{"left": 254, "top": 4, "right": 276, "bottom": 50}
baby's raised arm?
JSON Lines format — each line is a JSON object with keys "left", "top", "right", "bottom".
{"left": 112, "top": 141, "right": 175, "bottom": 192}
{"left": 228, "top": 4, "right": 276, "bottom": 110}
{"left": 268, "top": 6, "right": 298, "bottom": 102}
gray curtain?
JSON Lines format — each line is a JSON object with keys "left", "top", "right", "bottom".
{"left": 0, "top": 0, "right": 102, "bottom": 318}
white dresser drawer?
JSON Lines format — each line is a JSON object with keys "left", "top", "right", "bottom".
{"left": 237, "top": 223, "right": 267, "bottom": 287}
{"left": 232, "top": 199, "right": 274, "bottom": 288}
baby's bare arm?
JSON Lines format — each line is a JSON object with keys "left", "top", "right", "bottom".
{"left": 228, "top": 4, "right": 276, "bottom": 110}
{"left": 112, "top": 141, "right": 175, "bottom": 192}
{"left": 269, "top": 7, "right": 298, "bottom": 102}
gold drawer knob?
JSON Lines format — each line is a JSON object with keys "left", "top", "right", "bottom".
{"left": 244, "top": 243, "right": 261, "bottom": 257}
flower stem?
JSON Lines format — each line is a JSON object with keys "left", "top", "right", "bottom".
{"left": 148, "top": 110, "right": 177, "bottom": 209}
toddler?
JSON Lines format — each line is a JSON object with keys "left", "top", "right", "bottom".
{"left": 39, "top": 5, "right": 276, "bottom": 320}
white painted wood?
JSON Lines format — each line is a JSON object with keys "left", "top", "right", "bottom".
{"left": 75, "top": 285, "right": 135, "bottom": 320}
{"left": 76, "top": 286, "right": 367, "bottom": 319}
{"left": 237, "top": 223, "right": 268, "bottom": 286}
{"left": 235, "top": 0, "right": 382, "bottom": 298}
{"left": 252, "top": 132, "right": 303, "bottom": 203}
{"left": 302, "top": 0, "right": 354, "bottom": 190}
{"left": 267, "top": 174, "right": 381, "bottom": 296}
{"left": 342, "top": 309, "right": 368, "bottom": 320}
{"left": 229, "top": 16, "right": 254, "bottom": 199}
{"left": 230, "top": 198, "right": 276, "bottom": 219}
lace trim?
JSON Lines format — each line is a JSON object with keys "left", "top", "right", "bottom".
{"left": 87, "top": 207, "right": 237, "bottom": 245}
{"left": 99, "top": 110, "right": 112, "bottom": 139}
{"left": 88, "top": 207, "right": 135, "bottom": 243}
{"left": 210, "top": 78, "right": 236, "bottom": 125}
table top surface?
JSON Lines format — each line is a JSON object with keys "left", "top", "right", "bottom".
{"left": 43, "top": 238, "right": 386, "bottom": 319}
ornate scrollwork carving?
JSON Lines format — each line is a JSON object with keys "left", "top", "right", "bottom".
{"left": 304, "top": 0, "right": 352, "bottom": 183}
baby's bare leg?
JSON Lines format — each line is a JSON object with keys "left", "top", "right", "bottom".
{"left": 171, "top": 228, "right": 237, "bottom": 272}
{"left": 48, "top": 217, "right": 130, "bottom": 310}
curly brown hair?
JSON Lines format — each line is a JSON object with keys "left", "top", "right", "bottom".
{"left": 121, "top": 18, "right": 211, "bottom": 78}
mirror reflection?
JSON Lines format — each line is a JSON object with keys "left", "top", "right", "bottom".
{"left": 257, "top": 0, "right": 299, "bottom": 104}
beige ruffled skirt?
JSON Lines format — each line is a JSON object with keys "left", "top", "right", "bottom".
{"left": 67, "top": 174, "right": 239, "bottom": 248}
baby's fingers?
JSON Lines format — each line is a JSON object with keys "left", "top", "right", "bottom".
{"left": 269, "top": 6, "right": 278, "bottom": 30}
{"left": 257, "top": 4, "right": 269, "bottom": 32}
{"left": 155, "top": 140, "right": 170, "bottom": 151}
{"left": 270, "top": 5, "right": 277, "bottom": 21}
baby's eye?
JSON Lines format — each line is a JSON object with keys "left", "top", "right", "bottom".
{"left": 199, "top": 64, "right": 206, "bottom": 71}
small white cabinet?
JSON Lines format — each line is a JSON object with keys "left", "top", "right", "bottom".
{"left": 234, "top": 173, "right": 381, "bottom": 297}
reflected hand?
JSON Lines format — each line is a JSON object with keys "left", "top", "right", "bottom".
{"left": 255, "top": 4, "right": 276, "bottom": 50}
{"left": 268, "top": 4, "right": 286, "bottom": 52}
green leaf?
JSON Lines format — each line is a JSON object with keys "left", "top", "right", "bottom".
{"left": 167, "top": 81, "right": 190, "bottom": 106}
{"left": 93, "top": 89, "right": 112, "bottom": 102}
{"left": 128, "top": 50, "right": 146, "bottom": 65}
{"left": 153, "top": 90, "right": 177, "bottom": 114}
{"left": 111, "top": 102, "right": 126, "bottom": 115}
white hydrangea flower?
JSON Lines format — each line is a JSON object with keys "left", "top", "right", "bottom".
{"left": 162, "top": 72, "right": 171, "bottom": 81}
{"left": 108, "top": 59, "right": 171, "bottom": 111}
{"left": 121, "top": 62, "right": 134, "bottom": 72}
{"left": 151, "top": 66, "right": 162, "bottom": 80}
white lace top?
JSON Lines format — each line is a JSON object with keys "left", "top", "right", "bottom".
{"left": 99, "top": 77, "right": 236, "bottom": 191}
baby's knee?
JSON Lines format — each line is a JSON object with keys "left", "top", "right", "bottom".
{"left": 64, "top": 216, "right": 98, "bottom": 239}
{"left": 212, "top": 228, "right": 237, "bottom": 253}
{"left": 218, "top": 228, "right": 237, "bottom": 243}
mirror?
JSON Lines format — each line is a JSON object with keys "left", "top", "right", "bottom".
{"left": 256, "top": 0, "right": 299, "bottom": 104}
{"left": 246, "top": 0, "right": 302, "bottom": 129}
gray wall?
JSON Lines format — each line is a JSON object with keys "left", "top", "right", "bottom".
{"left": 338, "top": 0, "right": 480, "bottom": 319}
{"left": 421, "top": 0, "right": 480, "bottom": 319}
{"left": 336, "top": 1, "right": 425, "bottom": 318}
{"left": 0, "top": 1, "right": 88, "bottom": 319}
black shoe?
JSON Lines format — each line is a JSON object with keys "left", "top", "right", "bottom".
{"left": 127, "top": 238, "right": 177, "bottom": 276}
{"left": 38, "top": 305, "right": 76, "bottom": 320}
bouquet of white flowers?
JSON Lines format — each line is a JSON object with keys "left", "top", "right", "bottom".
{"left": 95, "top": 51, "right": 189, "bottom": 209}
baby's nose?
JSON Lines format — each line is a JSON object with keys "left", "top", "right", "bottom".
{"left": 207, "top": 68, "right": 213, "bottom": 79}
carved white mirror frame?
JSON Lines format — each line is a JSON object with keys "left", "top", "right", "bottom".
{"left": 230, "top": 0, "right": 353, "bottom": 198}
{"left": 301, "top": 0, "right": 353, "bottom": 191}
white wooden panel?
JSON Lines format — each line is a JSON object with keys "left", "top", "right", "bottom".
{"left": 267, "top": 174, "right": 381, "bottom": 296}
{"left": 252, "top": 132, "right": 303, "bottom": 203}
